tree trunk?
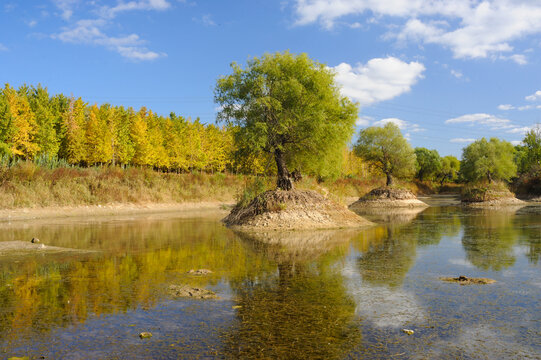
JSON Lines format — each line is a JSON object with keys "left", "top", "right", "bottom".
{"left": 386, "top": 173, "right": 394, "bottom": 187}
{"left": 487, "top": 172, "right": 493, "bottom": 184}
{"left": 274, "top": 149, "right": 293, "bottom": 191}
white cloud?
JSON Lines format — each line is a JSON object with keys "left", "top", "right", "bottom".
{"left": 27, "top": 20, "right": 37, "bottom": 27}
{"left": 500, "top": 54, "right": 528, "bottom": 65}
{"left": 498, "top": 104, "right": 515, "bottom": 110}
{"left": 526, "top": 90, "right": 541, "bottom": 101}
{"left": 445, "top": 113, "right": 511, "bottom": 129}
{"left": 294, "top": 0, "right": 541, "bottom": 62}
{"left": 55, "top": 19, "right": 165, "bottom": 60}
{"left": 53, "top": 0, "right": 78, "bottom": 20}
{"left": 507, "top": 126, "right": 531, "bottom": 135}
{"left": 450, "top": 69, "right": 463, "bottom": 79}
{"left": 99, "top": 0, "right": 171, "bottom": 19}
{"left": 193, "top": 14, "right": 216, "bottom": 26}
{"left": 446, "top": 113, "right": 533, "bottom": 136}
{"left": 511, "top": 140, "right": 523, "bottom": 146}
{"left": 450, "top": 138, "right": 476, "bottom": 143}
{"left": 333, "top": 57, "right": 425, "bottom": 107}
{"left": 356, "top": 115, "right": 373, "bottom": 126}
{"left": 0, "top": 43, "right": 8, "bottom": 52}
{"left": 373, "top": 117, "right": 406, "bottom": 128}
{"left": 373, "top": 117, "right": 424, "bottom": 134}
{"left": 52, "top": 1, "right": 169, "bottom": 61}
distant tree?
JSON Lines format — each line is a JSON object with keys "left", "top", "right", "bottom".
{"left": 215, "top": 51, "right": 358, "bottom": 190}
{"left": 516, "top": 125, "right": 541, "bottom": 174}
{"left": 354, "top": 123, "right": 416, "bottom": 186}
{"left": 414, "top": 147, "right": 441, "bottom": 182}
{"left": 437, "top": 155, "right": 460, "bottom": 185}
{"left": 460, "top": 137, "right": 517, "bottom": 183}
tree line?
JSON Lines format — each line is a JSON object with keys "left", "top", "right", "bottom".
{"left": 0, "top": 83, "right": 368, "bottom": 178}
{"left": 0, "top": 83, "right": 256, "bottom": 173}
{"left": 355, "top": 122, "right": 541, "bottom": 187}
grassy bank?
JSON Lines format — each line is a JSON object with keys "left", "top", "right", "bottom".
{"left": 0, "top": 161, "right": 430, "bottom": 209}
{"left": 0, "top": 163, "right": 245, "bottom": 208}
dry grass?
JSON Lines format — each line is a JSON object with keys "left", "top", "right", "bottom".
{"left": 0, "top": 162, "right": 429, "bottom": 210}
{"left": 0, "top": 162, "right": 246, "bottom": 209}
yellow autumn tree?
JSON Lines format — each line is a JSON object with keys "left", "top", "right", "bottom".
{"left": 2, "top": 84, "right": 39, "bottom": 158}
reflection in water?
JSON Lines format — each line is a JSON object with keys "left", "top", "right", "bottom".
{"left": 0, "top": 204, "right": 539, "bottom": 358}
{"left": 461, "top": 209, "right": 520, "bottom": 271}
{"left": 223, "top": 230, "right": 363, "bottom": 359}
{"left": 356, "top": 225, "right": 417, "bottom": 288}
{"left": 0, "top": 217, "right": 273, "bottom": 351}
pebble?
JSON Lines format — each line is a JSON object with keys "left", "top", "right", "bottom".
{"left": 139, "top": 332, "right": 152, "bottom": 339}
{"left": 402, "top": 329, "right": 415, "bottom": 335}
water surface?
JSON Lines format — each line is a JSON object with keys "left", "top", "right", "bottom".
{"left": 0, "top": 201, "right": 539, "bottom": 359}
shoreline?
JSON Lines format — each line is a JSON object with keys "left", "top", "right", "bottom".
{"left": 0, "top": 202, "right": 235, "bottom": 223}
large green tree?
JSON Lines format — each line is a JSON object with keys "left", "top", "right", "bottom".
{"left": 460, "top": 137, "right": 517, "bottom": 183}
{"left": 215, "top": 51, "right": 358, "bottom": 190}
{"left": 354, "top": 122, "right": 416, "bottom": 186}
{"left": 414, "top": 147, "right": 441, "bottom": 182}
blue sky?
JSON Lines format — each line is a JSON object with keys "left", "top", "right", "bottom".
{"left": 1, "top": 0, "right": 541, "bottom": 156}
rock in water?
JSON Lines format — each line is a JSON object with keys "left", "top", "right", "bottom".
{"left": 168, "top": 285, "right": 217, "bottom": 299}
{"left": 139, "top": 332, "right": 152, "bottom": 339}
{"left": 440, "top": 276, "right": 496, "bottom": 285}
{"left": 187, "top": 269, "right": 213, "bottom": 275}
{"left": 402, "top": 329, "right": 415, "bottom": 335}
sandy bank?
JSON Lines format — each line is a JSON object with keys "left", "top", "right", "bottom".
{"left": 0, "top": 202, "right": 234, "bottom": 223}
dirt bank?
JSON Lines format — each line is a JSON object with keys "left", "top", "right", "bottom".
{"left": 223, "top": 189, "right": 373, "bottom": 230}
{"left": 349, "top": 187, "right": 429, "bottom": 209}
{"left": 0, "top": 202, "right": 233, "bottom": 223}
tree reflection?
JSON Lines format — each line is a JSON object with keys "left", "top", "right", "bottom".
{"left": 515, "top": 207, "right": 541, "bottom": 265}
{"left": 223, "top": 230, "right": 362, "bottom": 359}
{"left": 461, "top": 209, "right": 520, "bottom": 271}
{"left": 356, "top": 225, "right": 417, "bottom": 288}
{"left": 0, "top": 218, "right": 273, "bottom": 344}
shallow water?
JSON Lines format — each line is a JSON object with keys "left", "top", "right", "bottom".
{"left": 0, "top": 200, "right": 539, "bottom": 359}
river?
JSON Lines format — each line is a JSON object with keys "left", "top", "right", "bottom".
{"left": 0, "top": 197, "right": 539, "bottom": 359}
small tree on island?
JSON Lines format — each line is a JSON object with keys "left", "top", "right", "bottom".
{"left": 460, "top": 137, "right": 517, "bottom": 184}
{"left": 354, "top": 123, "right": 416, "bottom": 186}
{"left": 214, "top": 51, "right": 358, "bottom": 191}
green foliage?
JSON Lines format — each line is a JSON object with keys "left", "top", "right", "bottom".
{"left": 516, "top": 125, "right": 541, "bottom": 174}
{"left": 354, "top": 122, "right": 416, "bottom": 186}
{"left": 215, "top": 51, "right": 358, "bottom": 188}
{"left": 438, "top": 155, "right": 460, "bottom": 185}
{"left": 460, "top": 137, "right": 517, "bottom": 183}
{"left": 0, "top": 83, "right": 235, "bottom": 173}
{"left": 414, "top": 147, "right": 441, "bottom": 182}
